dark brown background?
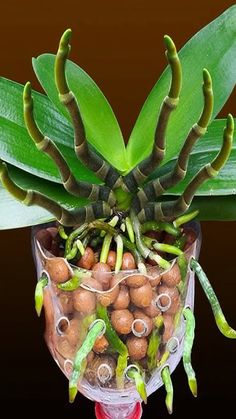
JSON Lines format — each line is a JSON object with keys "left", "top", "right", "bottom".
{"left": 0, "top": 1, "right": 235, "bottom": 418}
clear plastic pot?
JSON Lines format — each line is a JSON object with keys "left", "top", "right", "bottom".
{"left": 31, "top": 221, "right": 201, "bottom": 419}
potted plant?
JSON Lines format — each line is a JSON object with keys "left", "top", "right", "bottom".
{"left": 0, "top": 5, "right": 235, "bottom": 418}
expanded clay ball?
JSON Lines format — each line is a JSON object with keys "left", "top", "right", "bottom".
{"left": 143, "top": 291, "right": 161, "bottom": 318}
{"left": 73, "top": 288, "right": 96, "bottom": 314}
{"left": 35, "top": 228, "right": 52, "bottom": 251}
{"left": 113, "top": 285, "right": 130, "bottom": 310}
{"left": 45, "top": 257, "right": 70, "bottom": 284}
{"left": 111, "top": 309, "right": 134, "bottom": 334}
{"left": 126, "top": 336, "right": 148, "bottom": 360}
{"left": 107, "top": 250, "right": 117, "bottom": 270}
{"left": 77, "top": 247, "right": 95, "bottom": 270}
{"left": 126, "top": 274, "right": 147, "bottom": 288}
{"left": 97, "top": 276, "right": 120, "bottom": 307}
{"left": 161, "top": 263, "right": 181, "bottom": 287}
{"left": 130, "top": 281, "right": 152, "bottom": 308}
{"left": 121, "top": 252, "right": 136, "bottom": 270}
{"left": 92, "top": 262, "right": 112, "bottom": 290}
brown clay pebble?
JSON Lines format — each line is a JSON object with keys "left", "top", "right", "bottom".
{"left": 43, "top": 288, "right": 55, "bottom": 330}
{"left": 113, "top": 285, "right": 130, "bottom": 310}
{"left": 56, "top": 336, "right": 76, "bottom": 359}
{"left": 73, "top": 288, "right": 96, "bottom": 314}
{"left": 162, "top": 314, "right": 174, "bottom": 344}
{"left": 82, "top": 276, "right": 103, "bottom": 291}
{"left": 183, "top": 227, "right": 197, "bottom": 251}
{"left": 126, "top": 274, "right": 147, "bottom": 288}
{"left": 45, "top": 257, "right": 70, "bottom": 284}
{"left": 65, "top": 317, "right": 81, "bottom": 347}
{"left": 59, "top": 292, "right": 74, "bottom": 315}
{"left": 107, "top": 250, "right": 117, "bottom": 270}
{"left": 92, "top": 262, "right": 112, "bottom": 290}
{"left": 111, "top": 309, "right": 134, "bottom": 335}
{"left": 87, "top": 351, "right": 95, "bottom": 364}
{"left": 157, "top": 285, "right": 180, "bottom": 315}
{"left": 93, "top": 335, "right": 109, "bottom": 353}
{"left": 77, "top": 247, "right": 95, "bottom": 270}
{"left": 121, "top": 252, "right": 136, "bottom": 270}
{"left": 130, "top": 282, "right": 152, "bottom": 308}
{"left": 35, "top": 229, "right": 52, "bottom": 250}
{"left": 97, "top": 275, "right": 120, "bottom": 307}
{"left": 161, "top": 263, "right": 181, "bottom": 287}
{"left": 126, "top": 336, "right": 148, "bottom": 360}
{"left": 85, "top": 355, "right": 116, "bottom": 385}
{"left": 46, "top": 226, "right": 59, "bottom": 239}
{"left": 133, "top": 310, "right": 153, "bottom": 336}
{"left": 143, "top": 291, "right": 161, "bottom": 318}
{"left": 147, "top": 267, "right": 162, "bottom": 287}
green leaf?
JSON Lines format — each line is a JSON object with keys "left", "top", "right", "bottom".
{"left": 189, "top": 196, "right": 236, "bottom": 221}
{"left": 157, "top": 194, "right": 236, "bottom": 221}
{"left": 0, "top": 187, "right": 54, "bottom": 230}
{"left": 0, "top": 77, "right": 100, "bottom": 184}
{"left": 0, "top": 164, "right": 88, "bottom": 229}
{"left": 33, "top": 54, "right": 128, "bottom": 172}
{"left": 148, "top": 119, "right": 236, "bottom": 196}
{"left": 127, "top": 6, "right": 236, "bottom": 170}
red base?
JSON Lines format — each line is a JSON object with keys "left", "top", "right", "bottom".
{"left": 95, "top": 401, "right": 142, "bottom": 419}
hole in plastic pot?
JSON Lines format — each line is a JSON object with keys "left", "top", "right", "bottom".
{"left": 155, "top": 293, "right": 171, "bottom": 312}
{"left": 166, "top": 336, "right": 180, "bottom": 353}
{"left": 56, "top": 316, "right": 70, "bottom": 335}
{"left": 131, "top": 319, "right": 148, "bottom": 337}
{"left": 97, "top": 363, "right": 113, "bottom": 384}
{"left": 64, "top": 359, "right": 73, "bottom": 375}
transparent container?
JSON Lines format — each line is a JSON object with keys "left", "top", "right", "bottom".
{"left": 32, "top": 221, "right": 201, "bottom": 419}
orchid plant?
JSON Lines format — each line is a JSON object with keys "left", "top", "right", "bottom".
{"left": 0, "top": 5, "right": 235, "bottom": 415}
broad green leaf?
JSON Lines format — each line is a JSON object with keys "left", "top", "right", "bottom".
{"left": 189, "top": 196, "right": 236, "bottom": 221}
{"left": 148, "top": 119, "right": 236, "bottom": 195}
{"left": 0, "top": 165, "right": 88, "bottom": 229}
{"left": 0, "top": 77, "right": 100, "bottom": 184}
{"left": 155, "top": 194, "right": 236, "bottom": 221}
{"left": 0, "top": 187, "right": 54, "bottom": 230}
{"left": 127, "top": 6, "right": 236, "bottom": 170}
{"left": 33, "top": 54, "right": 128, "bottom": 172}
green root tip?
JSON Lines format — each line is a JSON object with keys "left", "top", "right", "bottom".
{"left": 217, "top": 320, "right": 236, "bottom": 339}
{"left": 60, "top": 28, "right": 72, "bottom": 48}
{"left": 164, "top": 34, "right": 176, "bottom": 54}
{"left": 35, "top": 300, "right": 42, "bottom": 317}
{"left": 23, "top": 81, "right": 32, "bottom": 103}
{"left": 69, "top": 385, "right": 77, "bottom": 403}
{"left": 166, "top": 395, "right": 173, "bottom": 414}
{"left": 227, "top": 113, "right": 234, "bottom": 133}
{"left": 202, "top": 68, "right": 212, "bottom": 88}
{"left": 189, "top": 378, "right": 198, "bottom": 397}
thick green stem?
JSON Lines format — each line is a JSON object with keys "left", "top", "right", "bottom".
{"left": 55, "top": 30, "right": 121, "bottom": 190}
{"left": 123, "top": 36, "right": 181, "bottom": 193}
{"left": 140, "top": 114, "right": 233, "bottom": 222}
